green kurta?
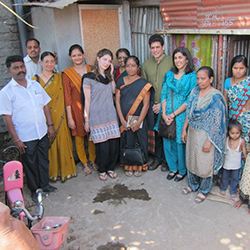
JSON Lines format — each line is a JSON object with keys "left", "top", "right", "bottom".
{"left": 141, "top": 54, "right": 172, "bottom": 104}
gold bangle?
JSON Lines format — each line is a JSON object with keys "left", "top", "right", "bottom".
{"left": 14, "top": 138, "right": 20, "bottom": 143}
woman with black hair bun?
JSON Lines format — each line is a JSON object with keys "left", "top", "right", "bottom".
{"left": 62, "top": 44, "right": 97, "bottom": 175}
{"left": 33, "top": 51, "right": 77, "bottom": 182}
{"left": 116, "top": 56, "right": 154, "bottom": 177}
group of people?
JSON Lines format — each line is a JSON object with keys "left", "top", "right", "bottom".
{"left": 0, "top": 35, "right": 250, "bottom": 214}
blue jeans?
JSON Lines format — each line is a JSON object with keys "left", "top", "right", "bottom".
{"left": 220, "top": 168, "right": 240, "bottom": 195}
{"left": 187, "top": 170, "right": 213, "bottom": 195}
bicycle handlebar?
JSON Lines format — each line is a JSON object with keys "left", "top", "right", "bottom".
{"left": 13, "top": 189, "right": 44, "bottom": 221}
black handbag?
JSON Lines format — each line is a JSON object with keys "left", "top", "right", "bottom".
{"left": 158, "top": 89, "right": 176, "bottom": 139}
{"left": 120, "top": 132, "right": 145, "bottom": 165}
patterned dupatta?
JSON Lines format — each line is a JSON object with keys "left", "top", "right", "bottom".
{"left": 63, "top": 65, "right": 92, "bottom": 93}
{"left": 228, "top": 76, "right": 250, "bottom": 120}
{"left": 186, "top": 86, "right": 227, "bottom": 172}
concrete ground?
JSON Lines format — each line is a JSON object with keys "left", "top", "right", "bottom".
{"left": 1, "top": 162, "right": 250, "bottom": 250}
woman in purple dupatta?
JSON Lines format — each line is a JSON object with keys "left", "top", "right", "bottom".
{"left": 116, "top": 56, "right": 155, "bottom": 177}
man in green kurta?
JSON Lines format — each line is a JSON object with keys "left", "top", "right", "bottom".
{"left": 141, "top": 34, "right": 172, "bottom": 171}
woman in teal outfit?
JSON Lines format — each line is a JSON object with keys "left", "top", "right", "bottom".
{"left": 161, "top": 47, "right": 197, "bottom": 182}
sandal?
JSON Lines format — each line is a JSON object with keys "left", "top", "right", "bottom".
{"left": 194, "top": 193, "right": 206, "bottom": 204}
{"left": 134, "top": 171, "right": 142, "bottom": 177}
{"left": 166, "top": 171, "right": 177, "bottom": 180}
{"left": 220, "top": 190, "right": 226, "bottom": 196}
{"left": 182, "top": 187, "right": 192, "bottom": 195}
{"left": 99, "top": 172, "right": 108, "bottom": 181}
{"left": 89, "top": 162, "right": 98, "bottom": 171}
{"left": 125, "top": 171, "right": 133, "bottom": 177}
{"left": 83, "top": 164, "right": 92, "bottom": 174}
{"left": 107, "top": 171, "right": 117, "bottom": 179}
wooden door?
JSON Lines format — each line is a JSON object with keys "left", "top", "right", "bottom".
{"left": 80, "top": 6, "right": 121, "bottom": 66}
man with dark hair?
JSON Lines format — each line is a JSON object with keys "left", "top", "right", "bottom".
{"left": 0, "top": 55, "right": 57, "bottom": 203}
{"left": 23, "top": 38, "right": 41, "bottom": 79}
{"left": 141, "top": 34, "right": 172, "bottom": 171}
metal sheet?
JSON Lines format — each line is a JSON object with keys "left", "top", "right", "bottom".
{"left": 160, "top": 0, "right": 250, "bottom": 33}
{"left": 131, "top": 6, "right": 165, "bottom": 65}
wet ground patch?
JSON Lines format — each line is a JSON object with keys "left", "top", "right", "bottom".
{"left": 93, "top": 209, "right": 105, "bottom": 214}
{"left": 97, "top": 241, "right": 126, "bottom": 250}
{"left": 93, "top": 183, "right": 151, "bottom": 205}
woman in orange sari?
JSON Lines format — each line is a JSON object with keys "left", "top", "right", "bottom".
{"left": 33, "top": 51, "right": 77, "bottom": 182}
{"left": 62, "top": 44, "right": 97, "bottom": 174}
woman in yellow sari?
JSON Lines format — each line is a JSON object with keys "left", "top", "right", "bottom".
{"left": 32, "top": 51, "right": 77, "bottom": 182}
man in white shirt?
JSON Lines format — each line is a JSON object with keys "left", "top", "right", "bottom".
{"left": 0, "top": 55, "right": 57, "bottom": 203}
{"left": 23, "top": 38, "right": 42, "bottom": 79}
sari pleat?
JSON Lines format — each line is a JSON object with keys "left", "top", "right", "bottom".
{"left": 117, "top": 77, "right": 155, "bottom": 171}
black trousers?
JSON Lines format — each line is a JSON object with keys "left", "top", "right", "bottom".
{"left": 95, "top": 138, "right": 119, "bottom": 173}
{"left": 21, "top": 134, "right": 50, "bottom": 192}
{"left": 153, "top": 113, "right": 165, "bottom": 162}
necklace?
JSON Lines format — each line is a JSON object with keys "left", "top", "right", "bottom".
{"left": 124, "top": 75, "right": 140, "bottom": 85}
{"left": 42, "top": 71, "right": 53, "bottom": 79}
{"left": 228, "top": 138, "right": 238, "bottom": 147}
{"left": 233, "top": 75, "right": 247, "bottom": 85}
{"left": 175, "top": 72, "right": 184, "bottom": 80}
{"left": 74, "top": 65, "right": 86, "bottom": 77}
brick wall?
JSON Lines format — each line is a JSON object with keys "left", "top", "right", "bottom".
{"left": 0, "top": 0, "right": 22, "bottom": 89}
{"left": 0, "top": 0, "right": 22, "bottom": 141}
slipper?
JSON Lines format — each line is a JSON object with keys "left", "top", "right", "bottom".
{"left": 194, "top": 194, "right": 206, "bottom": 204}
{"left": 166, "top": 171, "right": 178, "bottom": 180}
{"left": 220, "top": 190, "right": 226, "bottom": 196}
{"left": 134, "top": 171, "right": 142, "bottom": 177}
{"left": 107, "top": 171, "right": 117, "bottom": 179}
{"left": 83, "top": 164, "right": 92, "bottom": 174}
{"left": 174, "top": 174, "right": 186, "bottom": 182}
{"left": 89, "top": 162, "right": 98, "bottom": 171}
{"left": 99, "top": 172, "right": 108, "bottom": 181}
{"left": 125, "top": 171, "right": 133, "bottom": 177}
{"left": 182, "top": 187, "right": 192, "bottom": 195}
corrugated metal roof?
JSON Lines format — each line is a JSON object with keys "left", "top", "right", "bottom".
{"left": 160, "top": 0, "right": 250, "bottom": 32}
{"left": 18, "top": 0, "right": 77, "bottom": 9}
{"left": 131, "top": 6, "right": 165, "bottom": 64}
